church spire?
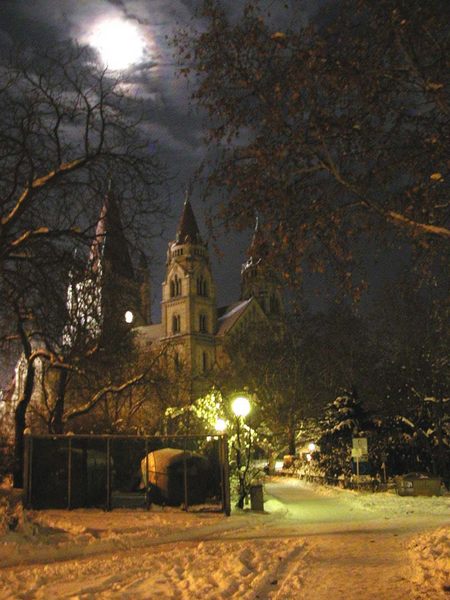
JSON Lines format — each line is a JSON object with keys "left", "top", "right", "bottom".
{"left": 89, "top": 189, "right": 135, "bottom": 280}
{"left": 175, "top": 193, "right": 203, "bottom": 245}
{"left": 241, "top": 214, "right": 267, "bottom": 275}
{"left": 241, "top": 216, "right": 282, "bottom": 317}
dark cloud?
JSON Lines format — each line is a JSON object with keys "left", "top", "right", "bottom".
{"left": 0, "top": 0, "right": 253, "bottom": 317}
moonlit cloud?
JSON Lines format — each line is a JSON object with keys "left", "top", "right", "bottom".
{"left": 0, "top": 0, "right": 256, "bottom": 315}
{"left": 87, "top": 18, "right": 146, "bottom": 70}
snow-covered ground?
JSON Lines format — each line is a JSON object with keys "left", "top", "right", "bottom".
{"left": 0, "top": 478, "right": 448, "bottom": 599}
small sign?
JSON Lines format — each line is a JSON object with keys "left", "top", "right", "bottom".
{"left": 352, "top": 437, "right": 368, "bottom": 454}
{"left": 351, "top": 448, "right": 363, "bottom": 458}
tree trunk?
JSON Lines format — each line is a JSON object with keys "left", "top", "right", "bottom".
{"left": 50, "top": 368, "right": 68, "bottom": 434}
{"left": 288, "top": 430, "right": 296, "bottom": 456}
{"left": 287, "top": 419, "right": 296, "bottom": 456}
{"left": 13, "top": 362, "right": 35, "bottom": 488}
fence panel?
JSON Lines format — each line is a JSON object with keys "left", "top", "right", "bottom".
{"left": 24, "top": 434, "right": 229, "bottom": 514}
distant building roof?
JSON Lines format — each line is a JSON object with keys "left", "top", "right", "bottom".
{"left": 216, "top": 298, "right": 253, "bottom": 336}
{"left": 134, "top": 323, "right": 164, "bottom": 346}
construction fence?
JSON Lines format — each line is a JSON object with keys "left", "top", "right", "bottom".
{"left": 23, "top": 434, "right": 230, "bottom": 515}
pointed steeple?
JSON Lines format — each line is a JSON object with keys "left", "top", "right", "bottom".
{"left": 241, "top": 215, "right": 283, "bottom": 316}
{"left": 242, "top": 214, "right": 267, "bottom": 274}
{"left": 89, "top": 190, "right": 135, "bottom": 280}
{"left": 175, "top": 193, "right": 203, "bottom": 245}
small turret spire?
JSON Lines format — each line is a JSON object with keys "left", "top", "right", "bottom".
{"left": 176, "top": 194, "right": 203, "bottom": 244}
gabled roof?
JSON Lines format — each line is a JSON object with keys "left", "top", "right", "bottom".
{"left": 89, "top": 192, "right": 135, "bottom": 280}
{"left": 134, "top": 323, "right": 164, "bottom": 346}
{"left": 216, "top": 298, "right": 254, "bottom": 336}
{"left": 176, "top": 199, "right": 203, "bottom": 244}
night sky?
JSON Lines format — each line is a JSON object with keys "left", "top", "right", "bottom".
{"left": 0, "top": 0, "right": 273, "bottom": 318}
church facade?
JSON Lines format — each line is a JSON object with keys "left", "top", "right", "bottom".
{"left": 79, "top": 193, "right": 283, "bottom": 395}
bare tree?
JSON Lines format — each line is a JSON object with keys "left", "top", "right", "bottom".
{"left": 0, "top": 44, "right": 165, "bottom": 269}
{"left": 174, "top": 0, "right": 449, "bottom": 290}
{"left": 0, "top": 43, "right": 168, "bottom": 485}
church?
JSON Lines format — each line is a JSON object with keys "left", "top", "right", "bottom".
{"left": 85, "top": 192, "right": 283, "bottom": 393}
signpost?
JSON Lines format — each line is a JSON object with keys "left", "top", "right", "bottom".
{"left": 380, "top": 451, "right": 387, "bottom": 484}
{"left": 352, "top": 437, "right": 368, "bottom": 478}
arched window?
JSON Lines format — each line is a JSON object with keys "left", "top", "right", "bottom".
{"left": 171, "top": 275, "right": 182, "bottom": 298}
{"left": 199, "top": 314, "right": 207, "bottom": 333}
{"left": 202, "top": 351, "right": 208, "bottom": 372}
{"left": 196, "top": 276, "right": 208, "bottom": 297}
{"left": 172, "top": 314, "right": 181, "bottom": 334}
{"left": 174, "top": 352, "right": 181, "bottom": 370}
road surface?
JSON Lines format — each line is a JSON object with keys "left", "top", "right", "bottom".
{"left": 0, "top": 478, "right": 447, "bottom": 599}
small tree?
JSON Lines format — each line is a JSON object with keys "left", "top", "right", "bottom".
{"left": 221, "top": 314, "right": 319, "bottom": 457}
{"left": 317, "top": 390, "right": 369, "bottom": 479}
{"left": 165, "top": 390, "right": 262, "bottom": 508}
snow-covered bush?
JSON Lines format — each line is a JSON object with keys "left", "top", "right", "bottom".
{"left": 316, "top": 391, "right": 369, "bottom": 480}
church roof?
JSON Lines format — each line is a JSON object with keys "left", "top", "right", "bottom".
{"left": 89, "top": 192, "right": 135, "bottom": 280}
{"left": 216, "top": 298, "right": 253, "bottom": 336}
{"left": 134, "top": 323, "right": 164, "bottom": 346}
{"left": 175, "top": 199, "right": 203, "bottom": 244}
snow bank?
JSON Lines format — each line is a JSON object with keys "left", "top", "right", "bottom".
{"left": 297, "top": 477, "right": 450, "bottom": 517}
{"left": 0, "top": 535, "right": 307, "bottom": 599}
{"left": 410, "top": 527, "right": 450, "bottom": 599}
{"left": 1, "top": 477, "right": 448, "bottom": 599}
{"left": 0, "top": 478, "right": 23, "bottom": 535}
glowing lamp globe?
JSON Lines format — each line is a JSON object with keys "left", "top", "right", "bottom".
{"left": 308, "top": 442, "right": 316, "bottom": 452}
{"left": 215, "top": 418, "right": 227, "bottom": 433}
{"left": 232, "top": 396, "right": 251, "bottom": 418}
{"left": 124, "top": 310, "right": 134, "bottom": 324}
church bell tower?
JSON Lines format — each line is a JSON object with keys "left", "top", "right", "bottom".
{"left": 161, "top": 196, "right": 217, "bottom": 377}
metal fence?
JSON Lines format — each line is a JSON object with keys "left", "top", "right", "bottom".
{"left": 23, "top": 434, "right": 230, "bottom": 515}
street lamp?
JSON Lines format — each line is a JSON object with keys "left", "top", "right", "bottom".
{"left": 231, "top": 394, "right": 251, "bottom": 508}
{"left": 232, "top": 396, "right": 251, "bottom": 418}
{"left": 214, "top": 418, "right": 227, "bottom": 433}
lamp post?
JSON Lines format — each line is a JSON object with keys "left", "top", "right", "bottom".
{"left": 231, "top": 395, "right": 251, "bottom": 508}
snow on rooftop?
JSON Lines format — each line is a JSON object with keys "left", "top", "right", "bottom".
{"left": 134, "top": 323, "right": 164, "bottom": 344}
{"left": 216, "top": 298, "right": 253, "bottom": 336}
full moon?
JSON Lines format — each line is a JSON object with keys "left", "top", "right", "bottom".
{"left": 89, "top": 18, "right": 145, "bottom": 70}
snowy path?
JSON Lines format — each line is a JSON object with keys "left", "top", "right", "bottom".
{"left": 259, "top": 480, "right": 446, "bottom": 599}
{"left": 0, "top": 479, "right": 448, "bottom": 599}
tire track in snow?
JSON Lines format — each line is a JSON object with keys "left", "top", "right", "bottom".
{"left": 252, "top": 542, "right": 311, "bottom": 599}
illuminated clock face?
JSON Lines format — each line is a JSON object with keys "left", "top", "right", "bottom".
{"left": 124, "top": 310, "right": 134, "bottom": 324}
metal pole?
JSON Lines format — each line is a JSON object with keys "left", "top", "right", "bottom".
{"left": 236, "top": 416, "right": 245, "bottom": 508}
{"left": 145, "top": 438, "right": 150, "bottom": 510}
{"left": 220, "top": 434, "right": 231, "bottom": 516}
{"left": 67, "top": 437, "right": 72, "bottom": 510}
{"left": 183, "top": 435, "right": 188, "bottom": 511}
{"left": 106, "top": 437, "right": 111, "bottom": 511}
